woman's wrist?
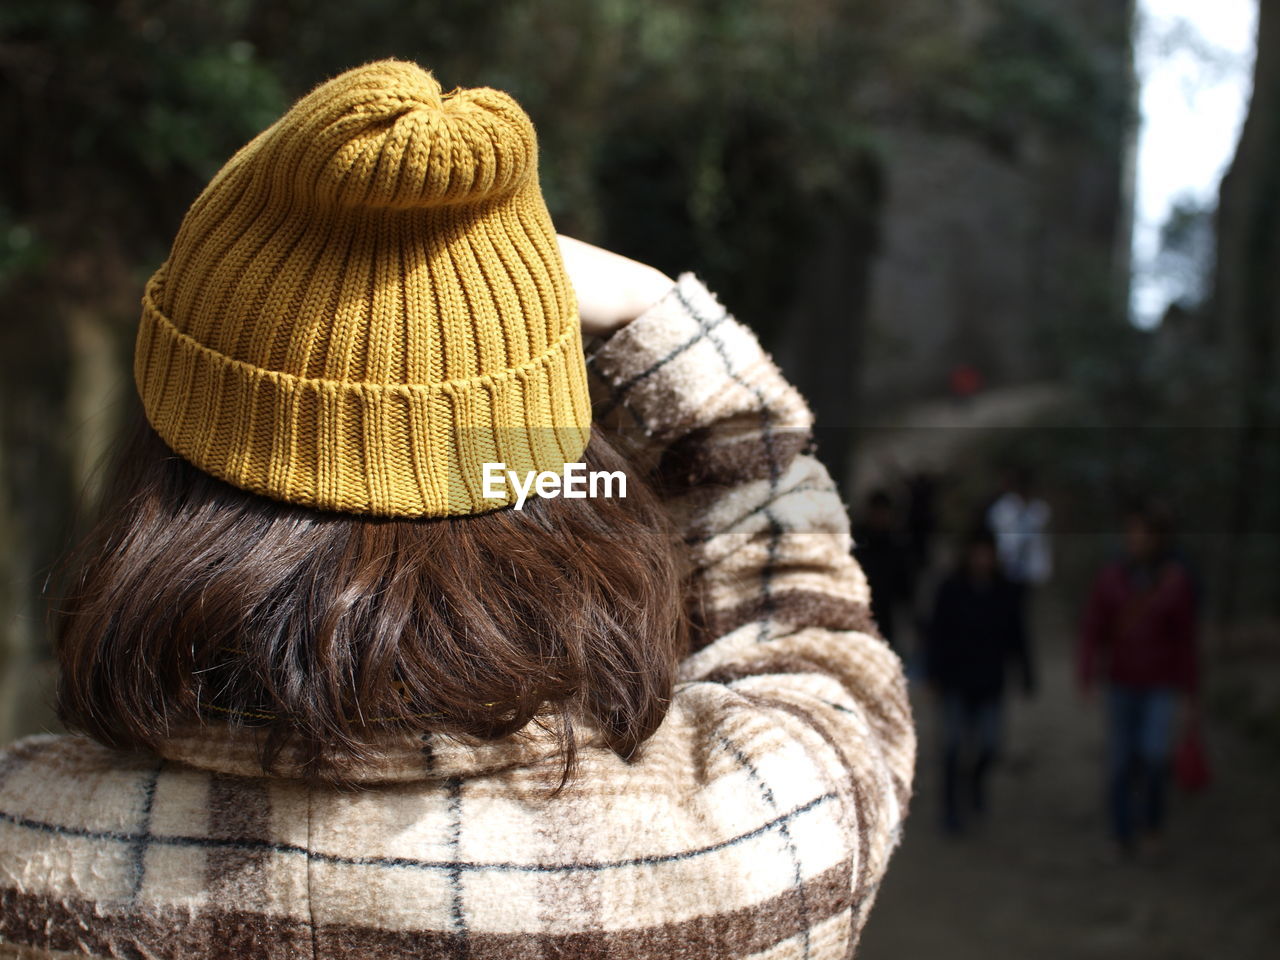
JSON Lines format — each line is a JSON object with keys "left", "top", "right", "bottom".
{"left": 557, "top": 234, "right": 675, "bottom": 338}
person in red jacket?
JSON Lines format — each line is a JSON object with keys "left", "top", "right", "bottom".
{"left": 1079, "top": 505, "right": 1199, "bottom": 858}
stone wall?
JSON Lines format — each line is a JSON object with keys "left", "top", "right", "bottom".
{"left": 862, "top": 0, "right": 1135, "bottom": 411}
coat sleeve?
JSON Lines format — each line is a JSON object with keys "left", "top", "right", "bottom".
{"left": 588, "top": 274, "right": 915, "bottom": 940}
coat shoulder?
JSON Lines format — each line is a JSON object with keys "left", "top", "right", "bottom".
{"left": 1, "top": 733, "right": 156, "bottom": 796}
{"left": 0, "top": 734, "right": 161, "bottom": 884}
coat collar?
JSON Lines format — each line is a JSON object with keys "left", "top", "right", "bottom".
{"left": 151, "top": 718, "right": 587, "bottom": 784}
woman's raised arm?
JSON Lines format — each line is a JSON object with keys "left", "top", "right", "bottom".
{"left": 567, "top": 239, "right": 917, "bottom": 951}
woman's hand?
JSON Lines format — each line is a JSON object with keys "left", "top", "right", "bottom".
{"left": 557, "top": 235, "right": 675, "bottom": 338}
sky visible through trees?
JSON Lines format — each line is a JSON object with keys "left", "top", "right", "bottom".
{"left": 1131, "top": 0, "right": 1256, "bottom": 326}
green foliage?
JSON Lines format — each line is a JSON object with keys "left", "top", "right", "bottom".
{"left": 0, "top": 0, "right": 1127, "bottom": 333}
{"left": 3, "top": 1, "right": 286, "bottom": 182}
{"left": 136, "top": 46, "right": 286, "bottom": 178}
{"left": 0, "top": 208, "right": 45, "bottom": 296}
{"left": 900, "top": 0, "right": 1130, "bottom": 154}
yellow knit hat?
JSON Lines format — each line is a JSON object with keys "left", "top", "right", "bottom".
{"left": 134, "top": 60, "right": 591, "bottom": 517}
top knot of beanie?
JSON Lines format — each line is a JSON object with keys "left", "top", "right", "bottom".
{"left": 133, "top": 59, "right": 591, "bottom": 517}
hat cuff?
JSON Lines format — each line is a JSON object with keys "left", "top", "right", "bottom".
{"left": 134, "top": 278, "right": 592, "bottom": 517}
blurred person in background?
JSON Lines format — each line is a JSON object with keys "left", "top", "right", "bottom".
{"left": 985, "top": 465, "right": 1051, "bottom": 706}
{"left": 1079, "top": 505, "right": 1199, "bottom": 860}
{"left": 854, "top": 488, "right": 912, "bottom": 652}
{"left": 903, "top": 469, "right": 941, "bottom": 676}
{"left": 986, "top": 464, "right": 1053, "bottom": 594}
{"left": 905, "top": 470, "right": 939, "bottom": 581}
{"left": 927, "top": 525, "right": 1035, "bottom": 836}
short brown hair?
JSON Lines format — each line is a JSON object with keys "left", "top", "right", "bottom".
{"left": 52, "top": 412, "right": 687, "bottom": 784}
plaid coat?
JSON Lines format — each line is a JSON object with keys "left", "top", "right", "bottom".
{"left": 0, "top": 276, "right": 915, "bottom": 959}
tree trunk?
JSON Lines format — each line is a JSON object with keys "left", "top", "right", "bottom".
{"left": 1214, "top": 0, "right": 1280, "bottom": 626}
{"left": 775, "top": 175, "right": 882, "bottom": 498}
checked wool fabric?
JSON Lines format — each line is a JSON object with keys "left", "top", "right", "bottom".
{"left": 0, "top": 276, "right": 915, "bottom": 959}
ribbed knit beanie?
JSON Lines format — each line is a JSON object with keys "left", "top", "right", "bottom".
{"left": 134, "top": 59, "right": 591, "bottom": 517}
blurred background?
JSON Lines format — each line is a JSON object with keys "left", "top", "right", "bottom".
{"left": 1, "top": 1, "right": 1277, "bottom": 956}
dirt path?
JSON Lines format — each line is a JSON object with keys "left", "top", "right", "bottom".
{"left": 858, "top": 601, "right": 1280, "bottom": 960}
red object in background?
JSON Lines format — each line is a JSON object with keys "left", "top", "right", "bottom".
{"left": 1175, "top": 724, "right": 1212, "bottom": 793}
{"left": 949, "top": 363, "right": 983, "bottom": 399}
